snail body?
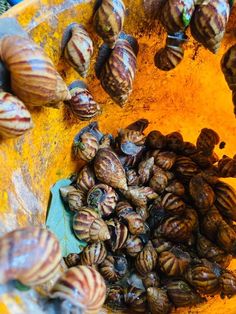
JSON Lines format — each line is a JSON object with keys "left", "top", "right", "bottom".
{"left": 220, "top": 270, "right": 236, "bottom": 298}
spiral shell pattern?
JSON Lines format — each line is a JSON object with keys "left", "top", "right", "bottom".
{"left": 189, "top": 175, "right": 215, "bottom": 209}
{"left": 154, "top": 46, "right": 184, "bottom": 71}
{"left": 165, "top": 180, "right": 185, "bottom": 196}
{"left": 99, "top": 254, "right": 128, "bottom": 282}
{"left": 0, "top": 227, "right": 61, "bottom": 286}
{"left": 221, "top": 44, "right": 236, "bottom": 91}
{"left": 147, "top": 287, "right": 172, "bottom": 314}
{"left": 73, "top": 132, "right": 99, "bottom": 162}
{"left": 220, "top": 271, "right": 236, "bottom": 297}
{"left": 76, "top": 165, "right": 96, "bottom": 192}
{"left": 124, "top": 286, "right": 147, "bottom": 313}
{"left": 135, "top": 242, "right": 158, "bottom": 275}
{"left": 107, "top": 219, "right": 128, "bottom": 251}
{"left": 80, "top": 242, "right": 107, "bottom": 266}
{"left": 0, "top": 92, "right": 33, "bottom": 138}
{"left": 218, "top": 155, "right": 236, "bottom": 178}
{"left": 161, "top": 193, "right": 186, "bottom": 215}
{"left": 196, "top": 128, "right": 220, "bottom": 155}
{"left": 125, "top": 235, "right": 144, "bottom": 257}
{"left": 174, "top": 156, "right": 198, "bottom": 182}
{"left": 214, "top": 181, "right": 236, "bottom": 221}
{"left": 51, "top": 266, "right": 106, "bottom": 313}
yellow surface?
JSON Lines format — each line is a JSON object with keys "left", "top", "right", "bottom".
{"left": 0, "top": 1, "right": 236, "bottom": 313}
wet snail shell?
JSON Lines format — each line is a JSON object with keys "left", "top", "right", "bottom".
{"left": 0, "top": 227, "right": 61, "bottom": 286}
{"left": 149, "top": 167, "right": 169, "bottom": 194}
{"left": 165, "top": 131, "right": 184, "bottom": 151}
{"left": 126, "top": 118, "right": 149, "bottom": 133}
{"left": 106, "top": 219, "right": 128, "bottom": 251}
{"left": 218, "top": 155, "right": 236, "bottom": 178}
{"left": 146, "top": 131, "right": 166, "bottom": 150}
{"left": 143, "top": 272, "right": 160, "bottom": 289}
{"left": 59, "top": 185, "right": 77, "bottom": 203}
{"left": 147, "top": 287, "right": 172, "bottom": 314}
{"left": 63, "top": 24, "right": 93, "bottom": 77}
{"left": 214, "top": 181, "right": 236, "bottom": 221}
{"left": 220, "top": 270, "right": 236, "bottom": 298}
{"left": 174, "top": 156, "right": 199, "bottom": 182}
{"left": 124, "top": 286, "right": 147, "bottom": 313}
{"left": 125, "top": 235, "right": 144, "bottom": 257}
{"left": 121, "top": 186, "right": 158, "bottom": 207}
{"left": 196, "top": 128, "right": 220, "bottom": 156}
{"left": 0, "top": 92, "right": 33, "bottom": 138}
{"left": 165, "top": 180, "right": 185, "bottom": 196}
{"left": 161, "top": 192, "right": 186, "bottom": 216}
{"left": 138, "top": 157, "right": 154, "bottom": 185}
{"left": 93, "top": 0, "right": 126, "bottom": 49}
{"left": 64, "top": 253, "right": 81, "bottom": 268}
{"left": 73, "top": 207, "right": 110, "bottom": 243}
{"left": 154, "top": 151, "right": 176, "bottom": 170}
{"left": 94, "top": 148, "right": 128, "bottom": 190}
{"left": 190, "top": 151, "right": 218, "bottom": 169}
{"left": 51, "top": 266, "right": 106, "bottom": 313}
{"left": 76, "top": 164, "right": 96, "bottom": 193}
{"left": 200, "top": 208, "right": 223, "bottom": 241}
{"left": 67, "top": 189, "right": 86, "bottom": 211}
{"left": 73, "top": 131, "right": 99, "bottom": 162}
{"left": 216, "top": 220, "right": 236, "bottom": 253}
{"left": 117, "top": 128, "right": 145, "bottom": 156}
{"left": 105, "top": 285, "right": 126, "bottom": 310}
{"left": 87, "top": 184, "right": 118, "bottom": 218}
{"left": 154, "top": 45, "right": 184, "bottom": 72}
{"left": 135, "top": 241, "right": 158, "bottom": 275}
{"left": 126, "top": 169, "right": 140, "bottom": 186}
{"left": 80, "top": 242, "right": 107, "bottom": 266}
{"left": 99, "top": 254, "right": 128, "bottom": 282}
{"left": 152, "top": 237, "right": 173, "bottom": 254}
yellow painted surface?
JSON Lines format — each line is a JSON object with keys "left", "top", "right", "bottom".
{"left": 0, "top": 1, "right": 236, "bottom": 313}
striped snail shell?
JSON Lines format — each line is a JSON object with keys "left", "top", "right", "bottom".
{"left": 161, "top": 192, "right": 186, "bottom": 216}
{"left": 96, "top": 33, "right": 138, "bottom": 106}
{"left": 106, "top": 285, "right": 126, "bottom": 310}
{"left": 200, "top": 207, "right": 223, "bottom": 241}
{"left": 0, "top": 227, "right": 61, "bottom": 286}
{"left": 149, "top": 167, "right": 169, "bottom": 194}
{"left": 190, "top": 0, "right": 230, "bottom": 53}
{"left": 216, "top": 220, "right": 236, "bottom": 253}
{"left": 99, "top": 253, "right": 128, "bottom": 282}
{"left": 106, "top": 219, "right": 128, "bottom": 251}
{"left": 155, "top": 45, "right": 184, "bottom": 72}
{"left": 138, "top": 157, "right": 154, "bottom": 185}
{"left": 94, "top": 148, "right": 128, "bottom": 190}
{"left": 73, "top": 207, "right": 110, "bottom": 243}
{"left": 67, "top": 188, "right": 86, "bottom": 211}
{"left": 0, "top": 36, "right": 70, "bottom": 107}
{"left": 135, "top": 241, "right": 158, "bottom": 275}
{"left": 146, "top": 130, "right": 166, "bottom": 150}
{"left": 126, "top": 118, "right": 149, "bottom": 133}
{"left": 147, "top": 287, "right": 172, "bottom": 314}
{"left": 166, "top": 131, "right": 184, "bottom": 151}
{"left": 190, "top": 151, "right": 218, "bottom": 169}
{"left": 125, "top": 235, "right": 144, "bottom": 257}
{"left": 51, "top": 266, "right": 106, "bottom": 313}
{"left": 143, "top": 272, "right": 160, "bottom": 289}
{"left": 214, "top": 181, "right": 236, "bottom": 221}
{"left": 80, "top": 242, "right": 107, "bottom": 266}
{"left": 93, "top": 0, "right": 126, "bottom": 48}
{"left": 161, "top": 0, "right": 195, "bottom": 33}
{"left": 116, "top": 201, "right": 145, "bottom": 235}
{"left": 73, "top": 131, "right": 99, "bottom": 162}
{"left": 64, "top": 253, "right": 81, "bottom": 268}
{"left": 196, "top": 128, "right": 220, "bottom": 156}
{"left": 124, "top": 286, "right": 147, "bottom": 313}
{"left": 118, "top": 128, "right": 145, "bottom": 156}
{"left": 174, "top": 156, "right": 199, "bottom": 182}
{"left": 0, "top": 92, "right": 33, "bottom": 138}
{"left": 218, "top": 155, "right": 236, "bottom": 178}
{"left": 155, "top": 151, "right": 176, "bottom": 170}
{"left": 63, "top": 24, "right": 93, "bottom": 77}
{"left": 121, "top": 186, "right": 158, "bottom": 207}
{"left": 60, "top": 185, "right": 77, "bottom": 203}
{"left": 67, "top": 81, "right": 101, "bottom": 120}
{"left": 76, "top": 165, "right": 96, "bottom": 193}
{"left": 220, "top": 270, "right": 236, "bottom": 298}
{"left": 165, "top": 180, "right": 185, "bottom": 196}
{"left": 87, "top": 183, "right": 118, "bottom": 218}
{"left": 126, "top": 169, "right": 140, "bottom": 186}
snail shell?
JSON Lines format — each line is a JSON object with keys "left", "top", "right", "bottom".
{"left": 214, "top": 181, "right": 236, "bottom": 221}
{"left": 51, "top": 266, "right": 106, "bottom": 313}
{"left": 191, "top": 151, "right": 218, "bottom": 169}
{"left": 64, "top": 24, "right": 93, "bottom": 77}
{"left": 0, "top": 227, "right": 61, "bottom": 286}
{"left": 93, "top": 0, "right": 126, "bottom": 48}
{"left": 149, "top": 167, "right": 169, "bottom": 194}
{"left": 80, "top": 242, "right": 107, "bottom": 266}
{"left": 179, "top": 141, "right": 198, "bottom": 156}
{"left": 143, "top": 272, "right": 160, "bottom": 289}
{"left": 106, "top": 285, "right": 126, "bottom": 310}
{"left": 99, "top": 254, "right": 128, "bottom": 282}
{"left": 152, "top": 237, "right": 173, "bottom": 254}
{"left": 154, "top": 45, "right": 184, "bottom": 72}
{"left": 0, "top": 36, "right": 70, "bottom": 106}
{"left": 155, "top": 151, "right": 176, "bottom": 170}
{"left": 87, "top": 184, "right": 118, "bottom": 218}
{"left": 121, "top": 186, "right": 158, "bottom": 207}
{"left": 116, "top": 201, "right": 145, "bottom": 235}
{"left": 200, "top": 208, "right": 223, "bottom": 241}
{"left": 135, "top": 242, "right": 158, "bottom": 275}
{"left": 67, "top": 189, "right": 86, "bottom": 211}
{"left": 174, "top": 156, "right": 199, "bottom": 182}
{"left": 107, "top": 219, "right": 128, "bottom": 251}
{"left": 125, "top": 235, "right": 144, "bottom": 257}
{"left": 146, "top": 131, "right": 166, "bottom": 150}
{"left": 73, "top": 207, "right": 110, "bottom": 243}
{"left": 159, "top": 247, "right": 191, "bottom": 277}
{"left": 126, "top": 169, "right": 140, "bottom": 186}
{"left": 220, "top": 270, "right": 236, "bottom": 298}
{"left": 218, "top": 155, "right": 236, "bottom": 178}
{"left": 64, "top": 253, "right": 81, "bottom": 268}
{"left": 94, "top": 148, "right": 128, "bottom": 190}
{"left": 117, "top": 128, "right": 145, "bottom": 156}
{"left": 147, "top": 287, "right": 172, "bottom": 314}
{"left": 138, "top": 157, "right": 154, "bottom": 185}
{"left": 0, "top": 92, "right": 33, "bottom": 138}
{"left": 216, "top": 220, "right": 236, "bottom": 253}
{"left": 73, "top": 131, "right": 99, "bottom": 162}
{"left": 59, "top": 185, "right": 77, "bottom": 203}
{"left": 67, "top": 81, "right": 100, "bottom": 120}
{"left": 119, "top": 149, "right": 144, "bottom": 169}
{"left": 196, "top": 128, "right": 220, "bottom": 155}
{"left": 124, "top": 286, "right": 147, "bottom": 313}
{"left": 190, "top": 0, "right": 230, "bottom": 53}
{"left": 161, "top": 193, "right": 186, "bottom": 215}
{"left": 76, "top": 165, "right": 96, "bottom": 193}
{"left": 165, "top": 180, "right": 185, "bottom": 196}
{"left": 126, "top": 118, "right": 149, "bottom": 133}
{"left": 166, "top": 131, "right": 184, "bottom": 151}
{"left": 166, "top": 280, "right": 206, "bottom": 307}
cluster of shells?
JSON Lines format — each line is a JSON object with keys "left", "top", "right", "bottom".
{"left": 57, "top": 119, "right": 236, "bottom": 313}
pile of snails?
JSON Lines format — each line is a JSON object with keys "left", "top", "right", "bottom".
{"left": 60, "top": 119, "right": 236, "bottom": 313}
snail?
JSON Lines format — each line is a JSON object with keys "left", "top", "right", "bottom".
{"left": 76, "top": 165, "right": 96, "bottom": 193}
{"left": 146, "top": 130, "right": 166, "bottom": 150}
{"left": 96, "top": 33, "right": 138, "bottom": 106}
{"left": 200, "top": 207, "right": 223, "bottom": 241}
{"left": 99, "top": 253, "right": 128, "bottom": 282}
{"left": 143, "top": 272, "right": 160, "bottom": 289}
{"left": 0, "top": 91, "right": 33, "bottom": 138}
{"left": 106, "top": 219, "right": 128, "bottom": 251}
{"left": 0, "top": 227, "right": 61, "bottom": 286}
{"left": 51, "top": 266, "right": 106, "bottom": 314}
{"left": 138, "top": 157, "right": 154, "bottom": 185}
{"left": 125, "top": 235, "right": 144, "bottom": 257}
{"left": 166, "top": 280, "right": 206, "bottom": 307}
{"left": 214, "top": 181, "right": 236, "bottom": 221}
{"left": 161, "top": 192, "right": 186, "bottom": 216}
{"left": 73, "top": 131, "right": 99, "bottom": 162}
{"left": 155, "top": 151, "right": 176, "bottom": 170}
{"left": 93, "top": 0, "right": 126, "bottom": 48}
{"left": 126, "top": 118, "right": 149, "bottom": 133}
{"left": 59, "top": 185, "right": 77, "bottom": 202}
{"left": 191, "top": 151, "right": 218, "bottom": 169}
{"left": 216, "top": 220, "right": 236, "bottom": 253}
{"left": 67, "top": 189, "right": 86, "bottom": 211}
{"left": 87, "top": 184, "right": 118, "bottom": 218}
{"left": 174, "top": 156, "right": 199, "bottom": 182}
{"left": 117, "top": 128, "right": 146, "bottom": 156}
{"left": 73, "top": 207, "right": 110, "bottom": 243}
{"left": 115, "top": 201, "right": 145, "bottom": 235}
{"left": 135, "top": 241, "right": 158, "bottom": 275}
{"left": 121, "top": 186, "right": 158, "bottom": 207}
{"left": 152, "top": 237, "right": 173, "bottom": 254}
{"left": 147, "top": 287, "right": 172, "bottom": 314}
{"left": 196, "top": 128, "right": 220, "bottom": 156}
{"left": 124, "top": 286, "right": 147, "bottom": 313}
{"left": 190, "top": 0, "right": 230, "bottom": 53}
{"left": 64, "top": 253, "right": 81, "bottom": 268}
{"left": 0, "top": 36, "right": 70, "bottom": 107}
{"left": 165, "top": 180, "right": 185, "bottom": 196}
{"left": 80, "top": 242, "right": 107, "bottom": 266}
{"left": 179, "top": 141, "right": 198, "bottom": 156}
{"left": 126, "top": 169, "right": 140, "bottom": 186}
{"left": 105, "top": 285, "right": 126, "bottom": 310}
{"left": 149, "top": 167, "right": 169, "bottom": 194}
{"left": 67, "top": 81, "right": 101, "bottom": 120}
{"left": 220, "top": 270, "right": 236, "bottom": 298}
{"left": 94, "top": 148, "right": 128, "bottom": 190}
{"left": 63, "top": 24, "right": 93, "bottom": 77}
{"left": 119, "top": 149, "right": 144, "bottom": 169}
{"left": 218, "top": 155, "right": 236, "bottom": 178}
{"left": 166, "top": 131, "right": 184, "bottom": 151}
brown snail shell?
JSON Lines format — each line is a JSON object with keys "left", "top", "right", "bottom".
{"left": 165, "top": 180, "right": 185, "bottom": 196}
{"left": 118, "top": 128, "right": 146, "bottom": 156}
{"left": 190, "top": 151, "right": 218, "bottom": 169}
{"left": 220, "top": 270, "right": 236, "bottom": 298}
{"left": 0, "top": 92, "right": 33, "bottom": 138}
{"left": 174, "top": 156, "right": 199, "bottom": 182}
{"left": 135, "top": 242, "right": 158, "bottom": 275}
{"left": 64, "top": 253, "right": 81, "bottom": 268}
{"left": 126, "top": 118, "right": 149, "bottom": 133}
{"left": 166, "top": 131, "right": 184, "bottom": 151}
{"left": 189, "top": 174, "right": 215, "bottom": 209}
{"left": 159, "top": 247, "right": 191, "bottom": 277}
{"left": 216, "top": 220, "right": 236, "bottom": 253}
{"left": 126, "top": 169, "right": 140, "bottom": 186}
{"left": 155, "top": 151, "right": 176, "bottom": 170}
{"left": 179, "top": 141, "right": 198, "bottom": 156}
{"left": 67, "top": 81, "right": 100, "bottom": 120}
{"left": 51, "top": 266, "right": 106, "bottom": 313}
{"left": 116, "top": 201, "right": 145, "bottom": 235}
{"left": 0, "top": 227, "right": 61, "bottom": 286}
{"left": 64, "top": 24, "right": 93, "bottom": 77}
{"left": 119, "top": 149, "right": 144, "bottom": 169}
{"left": 185, "top": 207, "right": 199, "bottom": 230}
{"left": 138, "top": 157, "right": 154, "bottom": 185}
{"left": 80, "top": 242, "right": 107, "bottom": 266}
{"left": 67, "top": 189, "right": 86, "bottom": 211}
{"left": 154, "top": 45, "right": 184, "bottom": 72}
{"left": 73, "top": 207, "right": 110, "bottom": 243}
{"left": 190, "top": 0, "right": 230, "bottom": 53}
{"left": 125, "top": 235, "right": 144, "bottom": 257}
{"left": 59, "top": 185, "right": 77, "bottom": 202}
{"left": 99, "top": 253, "right": 128, "bottom": 282}
{"left": 94, "top": 148, "right": 128, "bottom": 190}
{"left": 214, "top": 181, "right": 236, "bottom": 221}
{"left": 121, "top": 186, "right": 158, "bottom": 207}
{"left": 106, "top": 219, "right": 129, "bottom": 251}
{"left": 143, "top": 272, "right": 160, "bottom": 289}
{"left": 152, "top": 237, "right": 173, "bottom": 254}
{"left": 166, "top": 280, "right": 206, "bottom": 307}
{"left": 93, "top": 0, "right": 126, "bottom": 48}
{"left": 146, "top": 131, "right": 166, "bottom": 150}
{"left": 76, "top": 165, "right": 96, "bottom": 193}
{"left": 149, "top": 167, "right": 169, "bottom": 194}
{"left": 106, "top": 285, "right": 126, "bottom": 310}
{"left": 0, "top": 36, "right": 70, "bottom": 107}
{"left": 147, "top": 287, "right": 172, "bottom": 314}
{"left": 136, "top": 206, "right": 150, "bottom": 221}
{"left": 196, "top": 128, "right": 220, "bottom": 155}
{"left": 201, "top": 208, "right": 223, "bottom": 241}
{"left": 87, "top": 184, "right": 118, "bottom": 218}
{"left": 161, "top": 192, "right": 186, "bottom": 215}
{"left": 124, "top": 286, "right": 147, "bottom": 313}
{"left": 218, "top": 155, "right": 236, "bottom": 178}
{"left": 73, "top": 131, "right": 99, "bottom": 162}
